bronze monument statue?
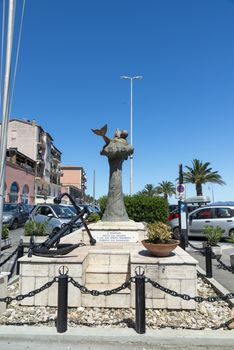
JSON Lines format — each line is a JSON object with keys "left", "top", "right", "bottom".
{"left": 92, "top": 124, "right": 133, "bottom": 222}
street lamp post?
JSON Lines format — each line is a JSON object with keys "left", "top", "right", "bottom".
{"left": 121, "top": 75, "right": 143, "bottom": 195}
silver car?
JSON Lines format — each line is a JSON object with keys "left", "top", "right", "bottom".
{"left": 3, "top": 203, "right": 30, "bottom": 229}
{"left": 29, "top": 204, "right": 79, "bottom": 235}
{"left": 170, "top": 205, "right": 234, "bottom": 239}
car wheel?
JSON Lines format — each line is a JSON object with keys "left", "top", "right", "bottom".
{"left": 173, "top": 227, "right": 180, "bottom": 240}
{"left": 11, "top": 219, "right": 18, "bottom": 230}
{"left": 229, "top": 229, "right": 234, "bottom": 238}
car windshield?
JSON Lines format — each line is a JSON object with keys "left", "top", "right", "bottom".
{"left": 67, "top": 206, "right": 77, "bottom": 214}
{"left": 3, "top": 204, "right": 18, "bottom": 212}
{"left": 52, "top": 205, "right": 76, "bottom": 218}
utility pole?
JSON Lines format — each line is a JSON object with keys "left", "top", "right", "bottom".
{"left": 120, "top": 75, "right": 143, "bottom": 195}
{"left": 0, "top": 0, "right": 16, "bottom": 270}
{"left": 93, "top": 170, "right": 96, "bottom": 204}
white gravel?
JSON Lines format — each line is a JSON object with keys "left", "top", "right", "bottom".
{"left": 0, "top": 276, "right": 233, "bottom": 330}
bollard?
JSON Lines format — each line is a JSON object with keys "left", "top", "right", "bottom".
{"left": 135, "top": 266, "right": 146, "bottom": 334}
{"left": 57, "top": 266, "right": 69, "bottom": 333}
{"left": 205, "top": 245, "right": 213, "bottom": 278}
{"left": 16, "top": 240, "right": 24, "bottom": 275}
{"left": 179, "top": 232, "right": 186, "bottom": 250}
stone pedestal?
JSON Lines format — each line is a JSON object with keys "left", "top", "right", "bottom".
{"left": 130, "top": 247, "right": 197, "bottom": 310}
{"left": 0, "top": 272, "right": 10, "bottom": 315}
{"left": 19, "top": 230, "right": 198, "bottom": 310}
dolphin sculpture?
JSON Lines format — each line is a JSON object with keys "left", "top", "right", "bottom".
{"left": 91, "top": 124, "right": 111, "bottom": 145}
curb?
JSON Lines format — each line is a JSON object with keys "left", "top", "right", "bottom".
{"left": 197, "top": 265, "right": 234, "bottom": 307}
{"left": 0, "top": 326, "right": 234, "bottom": 349}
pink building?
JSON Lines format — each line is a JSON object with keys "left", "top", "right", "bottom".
{"left": 5, "top": 148, "right": 35, "bottom": 204}
{"left": 60, "top": 166, "right": 87, "bottom": 202}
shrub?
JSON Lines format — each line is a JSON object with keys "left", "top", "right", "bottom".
{"left": 203, "top": 225, "right": 224, "bottom": 246}
{"left": 124, "top": 195, "right": 168, "bottom": 223}
{"left": 98, "top": 196, "right": 107, "bottom": 216}
{"left": 147, "top": 222, "right": 172, "bottom": 243}
{"left": 24, "top": 220, "right": 48, "bottom": 236}
{"left": 98, "top": 194, "right": 168, "bottom": 223}
{"left": 225, "top": 236, "right": 234, "bottom": 244}
{"left": 2, "top": 224, "right": 9, "bottom": 240}
{"left": 87, "top": 212, "right": 100, "bottom": 223}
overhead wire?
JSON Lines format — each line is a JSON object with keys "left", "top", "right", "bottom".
{"left": 0, "top": 0, "right": 24, "bottom": 184}
{"left": 9, "top": 0, "right": 26, "bottom": 115}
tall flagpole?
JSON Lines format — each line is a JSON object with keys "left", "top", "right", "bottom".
{"left": 0, "top": 0, "right": 16, "bottom": 270}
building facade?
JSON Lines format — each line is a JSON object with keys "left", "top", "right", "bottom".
{"left": 60, "top": 166, "right": 87, "bottom": 203}
{"left": 5, "top": 148, "right": 35, "bottom": 203}
{"left": 4, "top": 119, "right": 62, "bottom": 203}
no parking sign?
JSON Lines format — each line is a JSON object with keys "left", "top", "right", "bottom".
{"left": 175, "top": 183, "right": 186, "bottom": 199}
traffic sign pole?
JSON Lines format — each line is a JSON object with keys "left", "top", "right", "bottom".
{"left": 177, "top": 164, "right": 188, "bottom": 249}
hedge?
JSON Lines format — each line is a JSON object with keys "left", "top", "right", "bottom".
{"left": 98, "top": 195, "right": 168, "bottom": 223}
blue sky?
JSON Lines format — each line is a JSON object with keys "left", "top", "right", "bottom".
{"left": 5, "top": 0, "right": 234, "bottom": 202}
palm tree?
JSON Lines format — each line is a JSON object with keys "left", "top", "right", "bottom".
{"left": 138, "top": 184, "right": 158, "bottom": 197}
{"left": 156, "top": 181, "right": 175, "bottom": 201}
{"left": 183, "top": 159, "right": 225, "bottom": 196}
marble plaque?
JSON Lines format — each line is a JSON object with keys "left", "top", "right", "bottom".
{"left": 92, "top": 230, "right": 138, "bottom": 243}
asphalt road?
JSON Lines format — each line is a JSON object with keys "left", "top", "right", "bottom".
{"left": 187, "top": 240, "right": 234, "bottom": 292}
{"left": 0, "top": 227, "right": 24, "bottom": 274}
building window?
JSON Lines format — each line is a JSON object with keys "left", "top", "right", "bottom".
{"left": 9, "top": 182, "right": 19, "bottom": 203}
{"left": 22, "top": 184, "right": 29, "bottom": 204}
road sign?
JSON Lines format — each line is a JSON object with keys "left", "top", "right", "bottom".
{"left": 176, "top": 183, "right": 186, "bottom": 199}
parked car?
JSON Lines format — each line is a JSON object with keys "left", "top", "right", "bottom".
{"left": 170, "top": 205, "right": 234, "bottom": 239}
{"left": 3, "top": 203, "right": 30, "bottom": 230}
{"left": 78, "top": 204, "right": 101, "bottom": 216}
{"left": 168, "top": 205, "right": 201, "bottom": 221}
{"left": 29, "top": 204, "right": 82, "bottom": 235}
{"left": 25, "top": 204, "right": 36, "bottom": 214}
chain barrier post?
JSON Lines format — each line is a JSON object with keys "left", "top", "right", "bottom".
{"left": 205, "top": 245, "right": 213, "bottom": 278}
{"left": 16, "top": 239, "right": 24, "bottom": 275}
{"left": 57, "top": 266, "right": 69, "bottom": 333}
{"left": 179, "top": 232, "right": 186, "bottom": 250}
{"left": 135, "top": 266, "right": 146, "bottom": 334}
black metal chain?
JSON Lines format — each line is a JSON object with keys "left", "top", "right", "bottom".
{"left": 189, "top": 242, "right": 234, "bottom": 273}
{"left": 69, "top": 276, "right": 132, "bottom": 296}
{"left": 187, "top": 242, "right": 205, "bottom": 251}
{"left": 0, "top": 247, "right": 19, "bottom": 267}
{"left": 216, "top": 258, "right": 234, "bottom": 273}
{"left": 146, "top": 277, "right": 234, "bottom": 302}
{"left": 0, "top": 277, "right": 58, "bottom": 303}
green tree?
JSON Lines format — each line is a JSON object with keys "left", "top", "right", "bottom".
{"left": 155, "top": 181, "right": 175, "bottom": 201}
{"left": 183, "top": 159, "right": 225, "bottom": 196}
{"left": 137, "top": 184, "right": 158, "bottom": 197}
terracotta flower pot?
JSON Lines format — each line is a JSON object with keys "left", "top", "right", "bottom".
{"left": 141, "top": 239, "right": 180, "bottom": 257}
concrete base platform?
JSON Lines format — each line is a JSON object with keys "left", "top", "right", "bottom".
{"left": 18, "top": 228, "right": 198, "bottom": 309}
{"left": 0, "top": 272, "right": 10, "bottom": 315}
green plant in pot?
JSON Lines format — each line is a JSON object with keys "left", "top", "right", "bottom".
{"left": 225, "top": 235, "right": 234, "bottom": 244}
{"left": 2, "top": 224, "right": 9, "bottom": 240}
{"left": 203, "top": 225, "right": 223, "bottom": 259}
{"left": 203, "top": 225, "right": 223, "bottom": 246}
{"left": 24, "top": 220, "right": 48, "bottom": 236}
{"left": 142, "top": 221, "right": 180, "bottom": 257}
